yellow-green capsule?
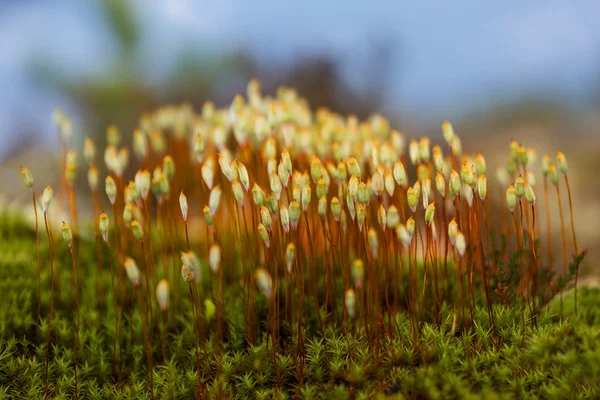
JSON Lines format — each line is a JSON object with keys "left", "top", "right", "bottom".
{"left": 348, "top": 175, "right": 359, "bottom": 199}
{"left": 419, "top": 137, "right": 431, "bottom": 162}
{"left": 435, "top": 172, "right": 446, "bottom": 198}
{"left": 156, "top": 279, "right": 169, "bottom": 311}
{"left": 407, "top": 186, "right": 417, "bottom": 213}
{"left": 163, "top": 156, "right": 175, "bottom": 180}
{"left": 541, "top": 154, "right": 551, "bottom": 176}
{"left": 517, "top": 145, "right": 528, "bottom": 166}
{"left": 384, "top": 169, "right": 395, "bottom": 197}
{"left": 252, "top": 183, "right": 265, "bottom": 207}
{"left": 289, "top": 201, "right": 301, "bottom": 230}
{"left": 449, "top": 170, "right": 460, "bottom": 198}
{"left": 477, "top": 174, "right": 487, "bottom": 201}
{"left": 463, "top": 183, "right": 474, "bottom": 208}
{"left": 232, "top": 181, "right": 244, "bottom": 205}
{"left": 347, "top": 156, "right": 361, "bottom": 178}
{"left": 203, "top": 205, "right": 212, "bottom": 228}
{"left": 88, "top": 167, "right": 99, "bottom": 192}
{"left": 368, "top": 228, "right": 379, "bottom": 259}
{"left": 409, "top": 139, "right": 420, "bottom": 165}
{"left": 357, "top": 204, "right": 366, "bottom": 231}
{"left": 316, "top": 178, "right": 327, "bottom": 199}
{"left": 301, "top": 184, "right": 312, "bottom": 211}
{"left": 311, "top": 155, "right": 323, "bottom": 183}
{"left": 65, "top": 162, "right": 76, "bottom": 186}
{"left": 451, "top": 135, "right": 462, "bottom": 156}
{"left": 104, "top": 176, "right": 116, "bottom": 205}
{"left": 455, "top": 232, "right": 466, "bottom": 257}
{"left": 99, "top": 212, "right": 109, "bottom": 242}
{"left": 42, "top": 185, "right": 53, "bottom": 213}
{"left": 397, "top": 224, "right": 411, "bottom": 249}
{"left": 351, "top": 259, "right": 364, "bottom": 288}
{"left": 337, "top": 161, "right": 347, "bottom": 183}
{"left": 179, "top": 191, "right": 188, "bottom": 221}
{"left": 406, "top": 217, "right": 415, "bottom": 237}
{"left": 280, "top": 206, "right": 290, "bottom": 233}
{"left": 387, "top": 205, "right": 399, "bottom": 229}
{"left": 556, "top": 151, "right": 568, "bottom": 175}
{"left": 377, "top": 205, "right": 387, "bottom": 230}
{"left": 61, "top": 221, "right": 73, "bottom": 246}
{"left": 278, "top": 161, "right": 290, "bottom": 188}
{"left": 548, "top": 163, "right": 558, "bottom": 186}
{"left": 204, "top": 299, "right": 216, "bottom": 321}
{"left": 255, "top": 268, "right": 273, "bottom": 299}
{"left": 124, "top": 257, "right": 140, "bottom": 286}
{"left": 476, "top": 153, "right": 486, "bottom": 175}
{"left": 107, "top": 125, "right": 120, "bottom": 147}
{"left": 524, "top": 184, "right": 536, "bottom": 205}
{"left": 371, "top": 170, "right": 384, "bottom": 196}
{"left": 181, "top": 251, "right": 201, "bottom": 282}
{"left": 448, "top": 219, "right": 458, "bottom": 246}
{"left": 433, "top": 145, "right": 444, "bottom": 173}
{"left": 461, "top": 162, "right": 474, "bottom": 186}
{"left": 260, "top": 206, "right": 272, "bottom": 230}
{"left": 281, "top": 149, "right": 292, "bottom": 174}
{"left": 393, "top": 161, "right": 408, "bottom": 187}
{"left": 238, "top": 164, "right": 249, "bottom": 192}
{"left": 442, "top": 121, "right": 455, "bottom": 143}
{"left": 83, "top": 137, "right": 95, "bottom": 165}
{"left": 510, "top": 139, "right": 519, "bottom": 159}
{"left": 131, "top": 220, "right": 144, "bottom": 241}
{"left": 135, "top": 170, "right": 150, "bottom": 200}
{"left": 20, "top": 166, "right": 34, "bottom": 188}
{"left": 202, "top": 159, "right": 215, "bottom": 190}
{"left": 425, "top": 203, "right": 435, "bottom": 225}
{"left": 345, "top": 289, "right": 356, "bottom": 317}
{"left": 318, "top": 196, "right": 327, "bottom": 217}
{"left": 506, "top": 185, "right": 517, "bottom": 212}
{"left": 133, "top": 129, "right": 148, "bottom": 160}
{"left": 123, "top": 202, "right": 133, "bottom": 226}
{"left": 209, "top": 244, "right": 221, "bottom": 273}
{"left": 514, "top": 176, "right": 525, "bottom": 198}
{"left": 357, "top": 182, "right": 370, "bottom": 205}
{"left": 209, "top": 185, "right": 222, "bottom": 216}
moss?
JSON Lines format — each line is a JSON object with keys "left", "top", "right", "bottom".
{"left": 0, "top": 211, "right": 598, "bottom": 399}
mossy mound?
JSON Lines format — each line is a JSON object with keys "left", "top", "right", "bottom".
{"left": 0, "top": 211, "right": 599, "bottom": 399}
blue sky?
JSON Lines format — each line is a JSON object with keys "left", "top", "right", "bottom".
{"left": 0, "top": 0, "right": 599, "bottom": 158}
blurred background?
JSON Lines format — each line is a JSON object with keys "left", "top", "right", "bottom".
{"left": 0, "top": 0, "right": 599, "bottom": 277}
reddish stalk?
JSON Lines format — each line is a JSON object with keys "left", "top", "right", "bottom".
{"left": 43, "top": 212, "right": 55, "bottom": 393}
{"left": 555, "top": 184, "right": 567, "bottom": 318}
{"left": 111, "top": 203, "right": 124, "bottom": 372}
{"left": 543, "top": 177, "right": 553, "bottom": 287}
{"left": 30, "top": 189, "right": 42, "bottom": 343}
{"left": 136, "top": 286, "right": 154, "bottom": 400}
{"left": 564, "top": 175, "right": 579, "bottom": 314}
{"left": 92, "top": 191, "right": 104, "bottom": 309}
{"left": 68, "top": 245, "right": 80, "bottom": 399}
{"left": 104, "top": 235, "right": 118, "bottom": 380}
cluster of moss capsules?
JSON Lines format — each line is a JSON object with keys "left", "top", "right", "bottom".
{"left": 19, "top": 79, "right": 586, "bottom": 399}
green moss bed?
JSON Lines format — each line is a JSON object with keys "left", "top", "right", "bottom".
{"left": 0, "top": 211, "right": 598, "bottom": 399}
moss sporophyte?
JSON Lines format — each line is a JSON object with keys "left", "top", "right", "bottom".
{"left": 6, "top": 80, "right": 593, "bottom": 398}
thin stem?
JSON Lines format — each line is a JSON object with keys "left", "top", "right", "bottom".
{"left": 43, "top": 212, "right": 55, "bottom": 393}
{"left": 189, "top": 284, "right": 203, "bottom": 399}
{"left": 31, "top": 190, "right": 41, "bottom": 343}
{"left": 69, "top": 246, "right": 80, "bottom": 399}
{"left": 555, "top": 184, "right": 567, "bottom": 319}
{"left": 136, "top": 286, "right": 154, "bottom": 400}
{"left": 564, "top": 175, "right": 579, "bottom": 314}
{"left": 104, "top": 237, "right": 118, "bottom": 380}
